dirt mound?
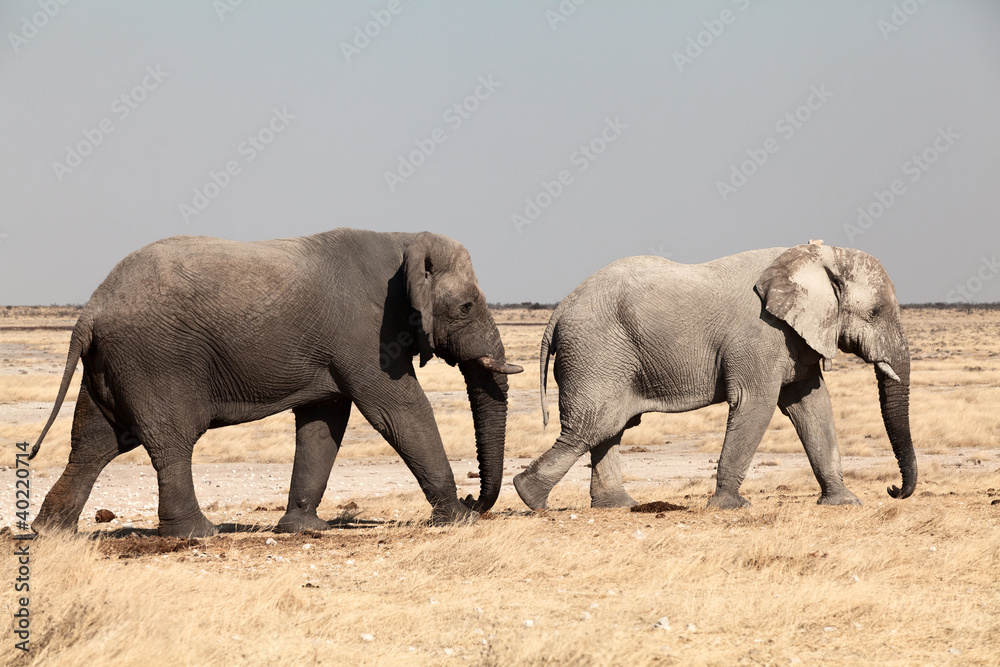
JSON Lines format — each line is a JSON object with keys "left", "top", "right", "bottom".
{"left": 631, "top": 501, "right": 686, "bottom": 513}
{"left": 95, "top": 509, "right": 116, "bottom": 523}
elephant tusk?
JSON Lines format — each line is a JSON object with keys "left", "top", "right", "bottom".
{"left": 875, "top": 361, "right": 900, "bottom": 383}
{"left": 476, "top": 356, "right": 524, "bottom": 374}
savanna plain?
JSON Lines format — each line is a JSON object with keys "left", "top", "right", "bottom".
{"left": 1, "top": 306, "right": 999, "bottom": 666}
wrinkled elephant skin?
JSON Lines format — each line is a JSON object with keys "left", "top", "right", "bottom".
{"left": 31, "top": 229, "right": 517, "bottom": 537}
{"left": 515, "top": 245, "right": 916, "bottom": 510}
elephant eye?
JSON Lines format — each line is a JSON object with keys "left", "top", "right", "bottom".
{"left": 459, "top": 302, "right": 473, "bottom": 316}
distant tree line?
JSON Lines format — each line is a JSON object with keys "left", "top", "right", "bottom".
{"left": 487, "top": 302, "right": 559, "bottom": 310}
{"left": 900, "top": 303, "right": 1000, "bottom": 311}
{"left": 4, "top": 302, "right": 1000, "bottom": 317}
{"left": 1, "top": 304, "right": 84, "bottom": 318}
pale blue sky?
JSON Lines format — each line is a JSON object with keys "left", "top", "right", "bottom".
{"left": 2, "top": 1, "right": 998, "bottom": 304}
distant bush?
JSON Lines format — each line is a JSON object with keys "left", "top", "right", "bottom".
{"left": 902, "top": 303, "right": 1000, "bottom": 311}
{"left": 0, "top": 304, "right": 84, "bottom": 318}
{"left": 487, "top": 302, "right": 558, "bottom": 310}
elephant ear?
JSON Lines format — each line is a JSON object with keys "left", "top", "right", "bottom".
{"left": 404, "top": 232, "right": 436, "bottom": 367}
{"left": 755, "top": 245, "right": 840, "bottom": 359}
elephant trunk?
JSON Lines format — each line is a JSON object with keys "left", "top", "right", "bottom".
{"left": 875, "top": 355, "right": 917, "bottom": 499}
{"left": 458, "top": 359, "right": 509, "bottom": 513}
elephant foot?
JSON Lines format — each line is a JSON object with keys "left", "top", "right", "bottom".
{"left": 591, "top": 489, "right": 637, "bottom": 509}
{"left": 275, "top": 510, "right": 331, "bottom": 533}
{"left": 31, "top": 508, "right": 80, "bottom": 534}
{"left": 513, "top": 472, "right": 551, "bottom": 511}
{"left": 817, "top": 490, "right": 862, "bottom": 506}
{"left": 429, "top": 501, "right": 479, "bottom": 526}
{"left": 158, "top": 512, "right": 219, "bottom": 538}
{"left": 706, "top": 491, "right": 751, "bottom": 510}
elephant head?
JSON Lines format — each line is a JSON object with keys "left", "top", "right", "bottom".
{"left": 404, "top": 232, "right": 522, "bottom": 512}
{"left": 755, "top": 244, "right": 916, "bottom": 499}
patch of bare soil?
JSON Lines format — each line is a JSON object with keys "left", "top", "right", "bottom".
{"left": 101, "top": 535, "right": 201, "bottom": 558}
{"left": 631, "top": 500, "right": 687, "bottom": 513}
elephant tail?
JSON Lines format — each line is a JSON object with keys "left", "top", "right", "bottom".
{"left": 540, "top": 301, "right": 567, "bottom": 430}
{"left": 28, "top": 313, "right": 93, "bottom": 460}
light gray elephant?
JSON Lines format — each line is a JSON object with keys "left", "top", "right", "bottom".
{"left": 514, "top": 244, "right": 916, "bottom": 510}
{"left": 30, "top": 229, "right": 522, "bottom": 537}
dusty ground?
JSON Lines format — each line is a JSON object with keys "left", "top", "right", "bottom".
{"left": 1, "top": 306, "right": 999, "bottom": 665}
{"left": 1, "top": 450, "right": 994, "bottom": 535}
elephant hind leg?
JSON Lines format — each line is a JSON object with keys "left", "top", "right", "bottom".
{"left": 143, "top": 426, "right": 217, "bottom": 538}
{"left": 277, "top": 399, "right": 351, "bottom": 533}
{"left": 589, "top": 429, "right": 637, "bottom": 508}
{"left": 516, "top": 399, "right": 636, "bottom": 510}
{"left": 514, "top": 429, "right": 593, "bottom": 510}
{"left": 33, "top": 385, "right": 140, "bottom": 534}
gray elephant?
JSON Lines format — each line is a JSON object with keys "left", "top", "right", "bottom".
{"left": 514, "top": 244, "right": 916, "bottom": 510}
{"left": 30, "top": 229, "right": 522, "bottom": 537}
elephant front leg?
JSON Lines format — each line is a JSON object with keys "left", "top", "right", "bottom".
{"left": 354, "top": 388, "right": 475, "bottom": 525}
{"left": 708, "top": 391, "right": 780, "bottom": 510}
{"left": 277, "top": 399, "right": 351, "bottom": 533}
{"left": 589, "top": 431, "right": 637, "bottom": 508}
{"left": 778, "top": 375, "right": 861, "bottom": 506}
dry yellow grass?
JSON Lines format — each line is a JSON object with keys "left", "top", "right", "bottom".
{"left": 3, "top": 464, "right": 998, "bottom": 666}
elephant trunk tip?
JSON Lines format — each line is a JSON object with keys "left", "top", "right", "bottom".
{"left": 475, "top": 356, "right": 523, "bottom": 374}
{"left": 887, "top": 478, "right": 916, "bottom": 500}
{"left": 462, "top": 491, "right": 499, "bottom": 515}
